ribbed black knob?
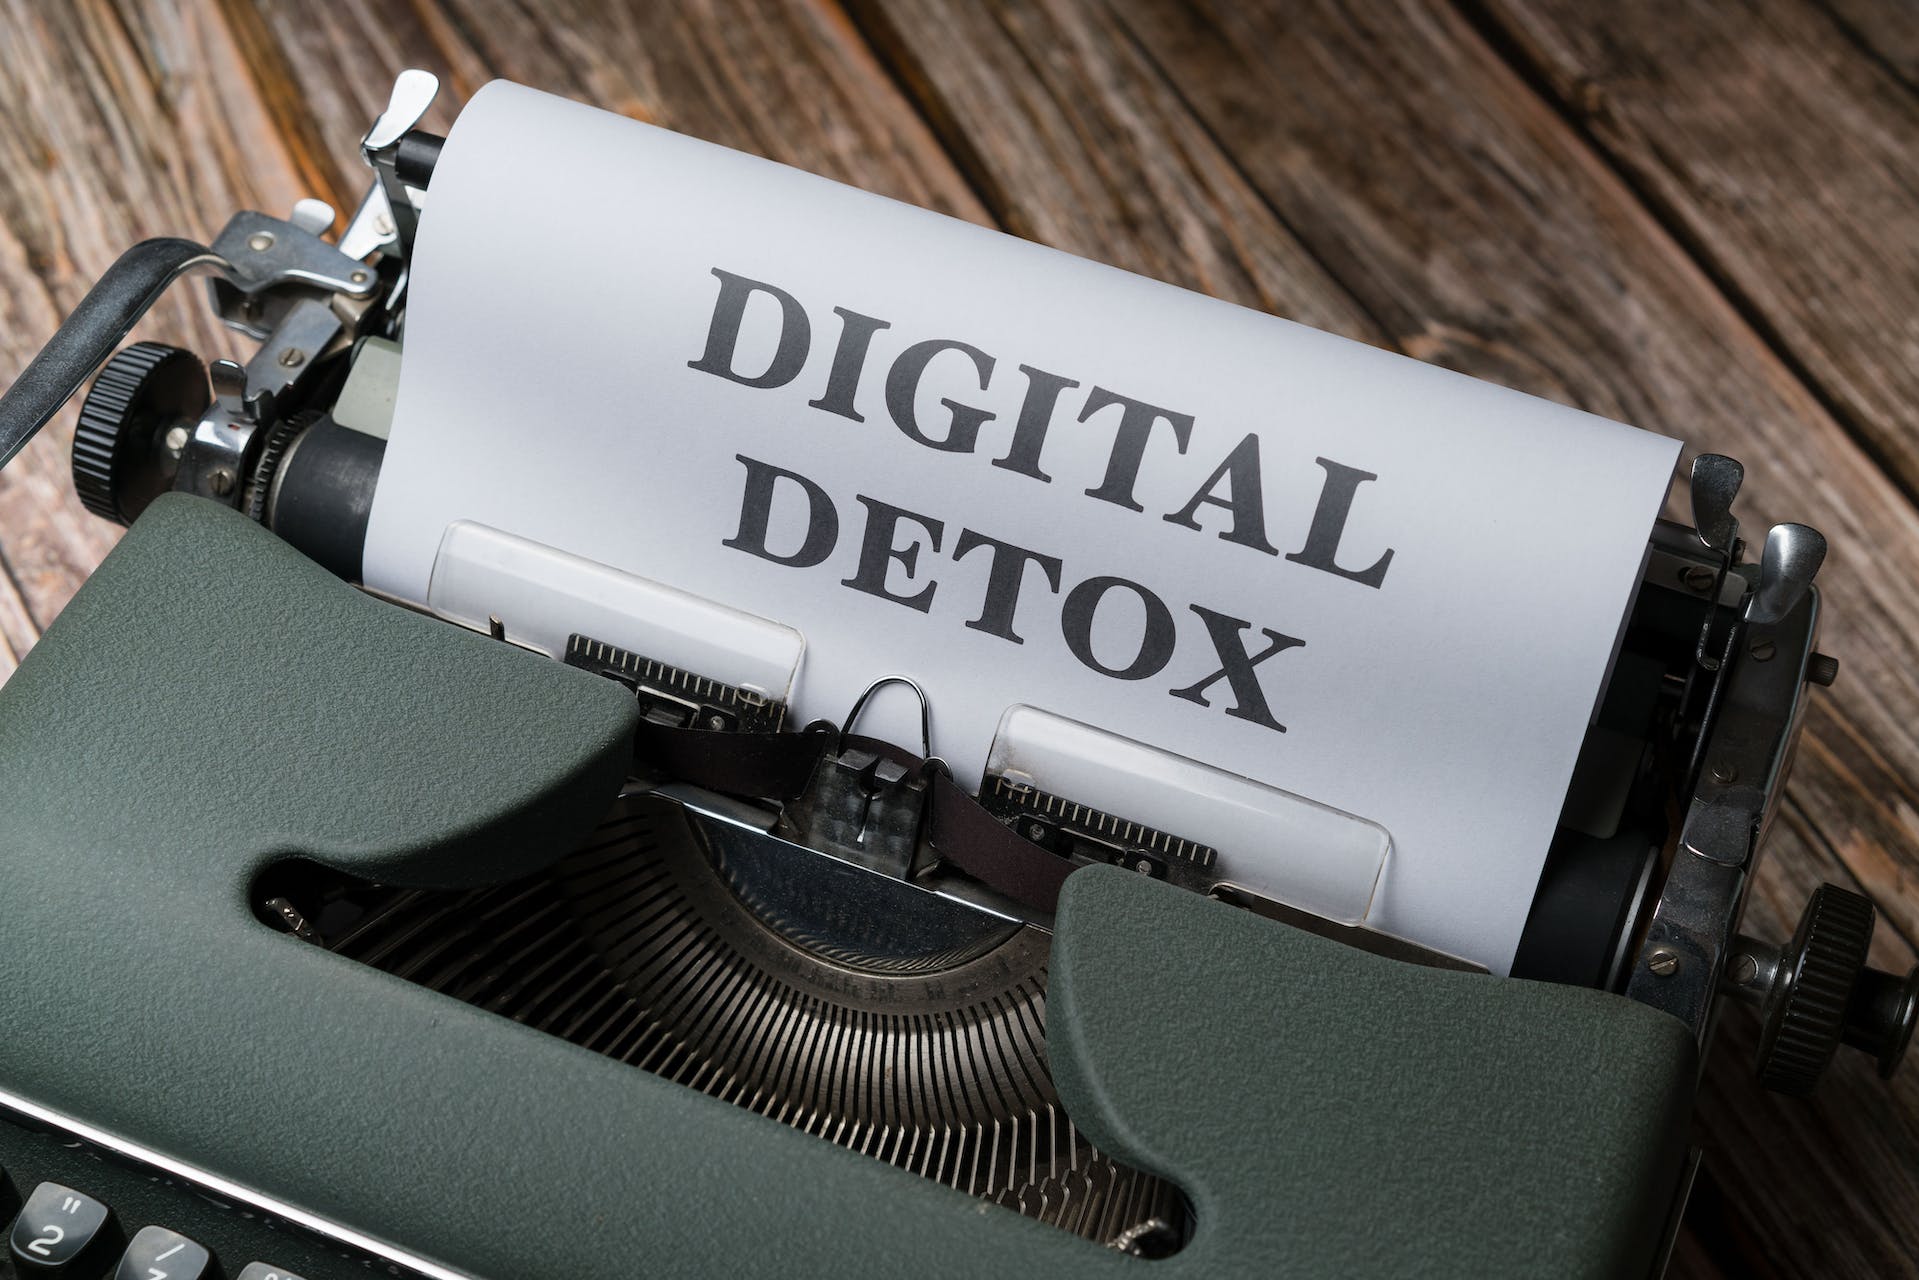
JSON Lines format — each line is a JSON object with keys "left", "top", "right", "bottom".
{"left": 72, "top": 341, "right": 208, "bottom": 524}
{"left": 1757, "top": 884, "right": 1875, "bottom": 1095}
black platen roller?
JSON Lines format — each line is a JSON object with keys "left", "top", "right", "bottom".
{"left": 263, "top": 415, "right": 385, "bottom": 581}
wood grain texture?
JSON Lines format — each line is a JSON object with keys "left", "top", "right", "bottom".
{"left": 844, "top": 0, "right": 1384, "bottom": 341}
{"left": 0, "top": 0, "right": 315, "bottom": 673}
{"left": 1476, "top": 0, "right": 1919, "bottom": 503}
{"left": 247, "top": 0, "right": 988, "bottom": 224}
{"left": 0, "top": 1, "right": 1914, "bottom": 1275}
{"left": 1823, "top": 0, "right": 1919, "bottom": 92}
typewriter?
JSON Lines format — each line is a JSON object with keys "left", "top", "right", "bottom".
{"left": 0, "top": 71, "right": 1911, "bottom": 1280}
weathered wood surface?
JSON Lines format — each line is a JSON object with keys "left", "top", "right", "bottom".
{"left": 0, "top": 1, "right": 1915, "bottom": 1275}
{"left": 1481, "top": 0, "right": 1919, "bottom": 507}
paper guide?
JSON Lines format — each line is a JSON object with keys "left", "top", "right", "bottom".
{"left": 363, "top": 81, "right": 1680, "bottom": 972}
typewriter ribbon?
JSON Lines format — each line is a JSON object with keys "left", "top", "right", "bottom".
{"left": 364, "top": 81, "right": 1680, "bottom": 973}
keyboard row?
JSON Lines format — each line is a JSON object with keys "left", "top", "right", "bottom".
{"left": 7, "top": 1176, "right": 302, "bottom": 1279}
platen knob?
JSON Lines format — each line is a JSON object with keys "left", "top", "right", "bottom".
{"left": 1756, "top": 884, "right": 1875, "bottom": 1095}
{"left": 72, "top": 341, "right": 209, "bottom": 524}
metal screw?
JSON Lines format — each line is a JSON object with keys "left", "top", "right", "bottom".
{"left": 1710, "top": 762, "right": 1738, "bottom": 784}
{"left": 1025, "top": 821, "right": 1047, "bottom": 842}
{"left": 1681, "top": 565, "right": 1716, "bottom": 593}
{"left": 1729, "top": 952, "right": 1759, "bottom": 986}
{"left": 246, "top": 231, "right": 275, "bottom": 252}
{"left": 374, "top": 213, "right": 395, "bottom": 236}
{"left": 1750, "top": 639, "right": 1777, "bottom": 662}
{"left": 350, "top": 269, "right": 370, "bottom": 285}
{"left": 207, "top": 467, "right": 236, "bottom": 498}
{"left": 163, "top": 425, "right": 189, "bottom": 454}
{"left": 1648, "top": 949, "right": 1680, "bottom": 978}
{"left": 277, "top": 348, "right": 306, "bottom": 368}
{"left": 703, "top": 713, "right": 726, "bottom": 731}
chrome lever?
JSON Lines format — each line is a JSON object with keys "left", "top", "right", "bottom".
{"left": 360, "top": 69, "right": 441, "bottom": 263}
{"left": 0, "top": 238, "right": 234, "bottom": 474}
{"left": 1689, "top": 453, "right": 1743, "bottom": 558}
{"left": 1748, "top": 523, "right": 1827, "bottom": 626}
{"left": 1686, "top": 453, "right": 1745, "bottom": 673}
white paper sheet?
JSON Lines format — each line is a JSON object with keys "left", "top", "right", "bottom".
{"left": 364, "top": 81, "right": 1680, "bottom": 972}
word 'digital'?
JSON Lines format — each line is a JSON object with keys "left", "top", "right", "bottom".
{"left": 687, "top": 268, "right": 1401, "bottom": 735}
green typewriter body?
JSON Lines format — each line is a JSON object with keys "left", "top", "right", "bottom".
{"left": 0, "top": 73, "right": 1907, "bottom": 1280}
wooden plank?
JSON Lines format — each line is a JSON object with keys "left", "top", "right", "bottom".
{"left": 845, "top": 0, "right": 1384, "bottom": 341}
{"left": 244, "top": 0, "right": 989, "bottom": 227}
{"left": 211, "top": 0, "right": 395, "bottom": 216}
{"left": 850, "top": 1, "right": 1919, "bottom": 1273}
{"left": 1477, "top": 0, "right": 1919, "bottom": 506}
{"left": 0, "top": 0, "right": 314, "bottom": 648}
{"left": 1824, "top": 0, "right": 1919, "bottom": 92}
{"left": 0, "top": 560, "right": 33, "bottom": 681}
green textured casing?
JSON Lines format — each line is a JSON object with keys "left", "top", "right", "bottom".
{"left": 0, "top": 495, "right": 1696, "bottom": 1278}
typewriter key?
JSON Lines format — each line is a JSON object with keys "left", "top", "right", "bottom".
{"left": 112, "top": 1226, "right": 211, "bottom": 1280}
{"left": 9, "top": 1182, "right": 111, "bottom": 1273}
